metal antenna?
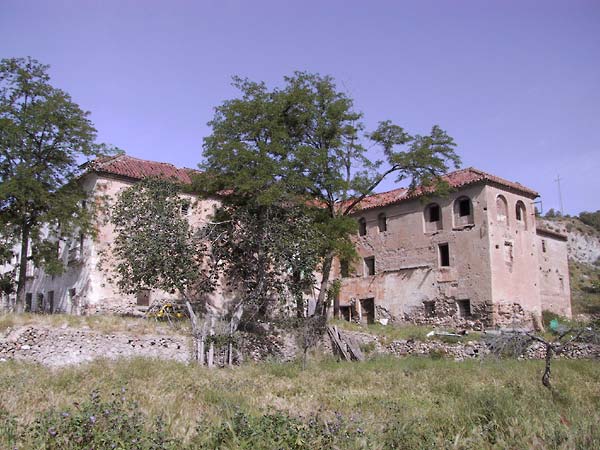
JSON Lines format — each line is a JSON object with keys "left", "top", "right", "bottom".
{"left": 554, "top": 174, "right": 564, "bottom": 215}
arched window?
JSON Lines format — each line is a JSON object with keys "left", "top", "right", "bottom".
{"left": 378, "top": 212, "right": 387, "bottom": 232}
{"left": 453, "top": 196, "right": 474, "bottom": 227}
{"left": 424, "top": 203, "right": 442, "bottom": 232}
{"left": 515, "top": 201, "right": 527, "bottom": 229}
{"left": 358, "top": 218, "right": 367, "bottom": 236}
{"left": 496, "top": 195, "right": 508, "bottom": 225}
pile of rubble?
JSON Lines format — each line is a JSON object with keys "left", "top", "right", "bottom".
{"left": 0, "top": 325, "right": 189, "bottom": 367}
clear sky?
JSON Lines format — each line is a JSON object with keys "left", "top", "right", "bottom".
{"left": 1, "top": 0, "right": 599, "bottom": 215}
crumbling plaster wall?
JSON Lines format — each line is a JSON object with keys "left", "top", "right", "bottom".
{"left": 24, "top": 173, "right": 225, "bottom": 315}
{"left": 537, "top": 231, "right": 572, "bottom": 317}
{"left": 485, "top": 185, "right": 542, "bottom": 325}
{"left": 338, "top": 184, "right": 493, "bottom": 324}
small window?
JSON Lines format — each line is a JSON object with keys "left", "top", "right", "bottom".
{"left": 358, "top": 218, "right": 367, "bottom": 236}
{"left": 438, "top": 243, "right": 450, "bottom": 267}
{"left": 364, "top": 257, "right": 375, "bottom": 276}
{"left": 424, "top": 203, "right": 442, "bottom": 232}
{"left": 377, "top": 213, "right": 387, "bottom": 232}
{"left": 496, "top": 195, "right": 508, "bottom": 225}
{"left": 454, "top": 196, "right": 474, "bottom": 227}
{"left": 459, "top": 199, "right": 471, "bottom": 217}
{"left": 457, "top": 299, "right": 472, "bottom": 318}
{"left": 424, "top": 301, "right": 436, "bottom": 317}
{"left": 515, "top": 201, "right": 527, "bottom": 229}
{"left": 340, "top": 259, "right": 350, "bottom": 278}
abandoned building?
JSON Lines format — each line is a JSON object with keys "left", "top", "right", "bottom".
{"left": 334, "top": 167, "right": 571, "bottom": 327}
{"left": 1, "top": 155, "right": 571, "bottom": 327}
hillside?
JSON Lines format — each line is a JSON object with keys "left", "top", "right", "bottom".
{"left": 538, "top": 216, "right": 600, "bottom": 317}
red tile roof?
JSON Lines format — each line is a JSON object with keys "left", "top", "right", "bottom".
{"left": 87, "top": 154, "right": 197, "bottom": 184}
{"left": 350, "top": 167, "right": 539, "bottom": 212}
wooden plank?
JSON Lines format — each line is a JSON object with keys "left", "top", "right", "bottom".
{"left": 328, "top": 326, "right": 350, "bottom": 360}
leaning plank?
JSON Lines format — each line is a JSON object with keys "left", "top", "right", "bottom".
{"left": 344, "top": 335, "right": 365, "bottom": 361}
{"left": 328, "top": 326, "right": 351, "bottom": 360}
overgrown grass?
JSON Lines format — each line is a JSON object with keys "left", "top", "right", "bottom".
{"left": 330, "top": 319, "right": 482, "bottom": 344}
{"left": 0, "top": 313, "right": 186, "bottom": 336}
{"left": 1, "top": 356, "right": 598, "bottom": 448}
{"left": 570, "top": 260, "right": 600, "bottom": 316}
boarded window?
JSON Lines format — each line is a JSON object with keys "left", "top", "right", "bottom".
{"left": 364, "top": 257, "right": 375, "bottom": 276}
{"left": 457, "top": 299, "right": 472, "bottom": 317}
{"left": 358, "top": 218, "right": 367, "bottom": 236}
{"left": 438, "top": 243, "right": 450, "bottom": 267}
{"left": 378, "top": 213, "right": 387, "bottom": 232}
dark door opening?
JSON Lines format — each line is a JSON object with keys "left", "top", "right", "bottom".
{"left": 360, "top": 298, "right": 375, "bottom": 324}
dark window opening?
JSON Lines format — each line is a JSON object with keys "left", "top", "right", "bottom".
{"left": 340, "top": 259, "right": 350, "bottom": 278}
{"left": 438, "top": 244, "right": 450, "bottom": 267}
{"left": 358, "top": 218, "right": 367, "bottom": 236}
{"left": 47, "top": 291, "right": 55, "bottom": 313}
{"left": 136, "top": 289, "right": 151, "bottom": 306}
{"left": 340, "top": 305, "right": 352, "bottom": 322}
{"left": 457, "top": 299, "right": 472, "bottom": 318}
{"left": 25, "top": 293, "right": 32, "bottom": 312}
{"left": 429, "top": 204, "right": 440, "bottom": 222}
{"left": 515, "top": 206, "right": 522, "bottom": 221}
{"left": 359, "top": 298, "right": 375, "bottom": 324}
{"left": 424, "top": 301, "right": 436, "bottom": 317}
{"left": 364, "top": 257, "right": 375, "bottom": 276}
{"left": 459, "top": 199, "right": 471, "bottom": 217}
{"left": 378, "top": 213, "right": 387, "bottom": 232}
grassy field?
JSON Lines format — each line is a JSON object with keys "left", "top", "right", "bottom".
{"left": 0, "top": 356, "right": 598, "bottom": 449}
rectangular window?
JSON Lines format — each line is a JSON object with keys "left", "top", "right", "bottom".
{"left": 438, "top": 243, "right": 450, "bottom": 267}
{"left": 364, "top": 257, "right": 375, "bottom": 276}
{"left": 457, "top": 299, "right": 472, "bottom": 318}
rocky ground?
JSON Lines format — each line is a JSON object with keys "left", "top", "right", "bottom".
{"left": 1, "top": 323, "right": 598, "bottom": 367}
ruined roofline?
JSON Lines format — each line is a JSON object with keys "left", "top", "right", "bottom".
{"left": 347, "top": 167, "right": 540, "bottom": 213}
{"left": 536, "top": 227, "right": 568, "bottom": 241}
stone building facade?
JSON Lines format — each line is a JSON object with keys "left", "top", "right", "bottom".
{"left": 334, "top": 168, "right": 571, "bottom": 327}
{"left": 1, "top": 157, "right": 571, "bottom": 326}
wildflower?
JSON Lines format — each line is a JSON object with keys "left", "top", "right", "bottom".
{"left": 48, "top": 427, "right": 57, "bottom": 436}
{"left": 61, "top": 412, "right": 70, "bottom": 418}
{"left": 89, "top": 415, "right": 96, "bottom": 424}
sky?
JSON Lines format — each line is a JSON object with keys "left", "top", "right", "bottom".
{"left": 1, "top": 0, "right": 599, "bottom": 215}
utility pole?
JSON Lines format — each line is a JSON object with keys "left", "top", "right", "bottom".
{"left": 554, "top": 174, "right": 564, "bottom": 215}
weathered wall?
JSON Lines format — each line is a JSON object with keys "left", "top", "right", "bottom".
{"left": 22, "top": 173, "right": 226, "bottom": 315}
{"left": 338, "top": 184, "right": 493, "bottom": 325}
{"left": 485, "top": 185, "right": 541, "bottom": 325}
{"left": 537, "top": 230, "right": 572, "bottom": 317}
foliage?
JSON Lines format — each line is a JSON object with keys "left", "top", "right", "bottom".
{"left": 0, "top": 57, "right": 111, "bottom": 310}
{"left": 579, "top": 210, "right": 600, "bottom": 232}
{"left": 199, "top": 72, "right": 460, "bottom": 316}
{"left": 1, "top": 358, "right": 599, "bottom": 449}
{"left": 110, "top": 177, "right": 212, "bottom": 300}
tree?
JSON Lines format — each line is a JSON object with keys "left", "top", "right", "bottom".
{"left": 109, "top": 177, "right": 215, "bottom": 364}
{"left": 579, "top": 210, "right": 600, "bottom": 232}
{"left": 0, "top": 57, "right": 108, "bottom": 312}
{"left": 200, "top": 72, "right": 460, "bottom": 317}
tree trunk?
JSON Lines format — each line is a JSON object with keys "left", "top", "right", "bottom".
{"left": 293, "top": 270, "right": 304, "bottom": 318}
{"left": 207, "top": 314, "right": 215, "bottom": 368}
{"left": 227, "top": 302, "right": 244, "bottom": 367}
{"left": 313, "top": 252, "right": 334, "bottom": 317}
{"left": 184, "top": 299, "right": 205, "bottom": 365}
{"left": 15, "top": 225, "right": 31, "bottom": 314}
{"left": 542, "top": 343, "right": 553, "bottom": 388}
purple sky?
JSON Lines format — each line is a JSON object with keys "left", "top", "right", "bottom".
{"left": 2, "top": 0, "right": 599, "bottom": 215}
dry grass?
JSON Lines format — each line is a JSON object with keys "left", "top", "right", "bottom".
{"left": 1, "top": 356, "right": 598, "bottom": 447}
{"left": 0, "top": 312, "right": 187, "bottom": 336}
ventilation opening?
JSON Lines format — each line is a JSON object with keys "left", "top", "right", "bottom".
{"left": 364, "top": 257, "right": 375, "bottom": 276}
{"left": 438, "top": 244, "right": 450, "bottom": 267}
{"left": 457, "top": 299, "right": 472, "bottom": 318}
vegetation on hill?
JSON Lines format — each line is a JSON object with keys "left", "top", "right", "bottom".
{"left": 0, "top": 357, "right": 598, "bottom": 449}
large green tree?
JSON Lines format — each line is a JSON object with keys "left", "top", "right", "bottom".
{"left": 0, "top": 57, "right": 108, "bottom": 312}
{"left": 200, "top": 72, "right": 460, "bottom": 317}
